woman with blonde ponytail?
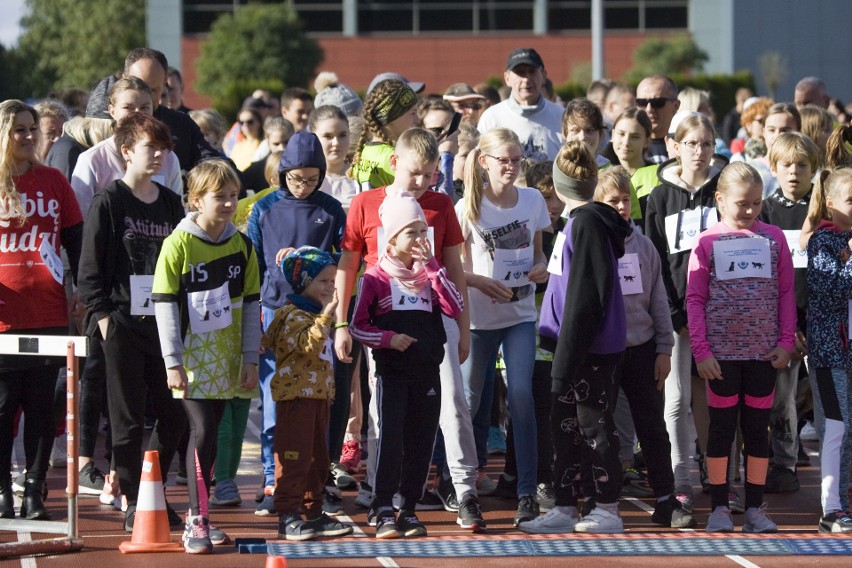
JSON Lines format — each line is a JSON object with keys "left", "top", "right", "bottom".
{"left": 455, "top": 127, "right": 550, "bottom": 527}
{"left": 0, "top": 99, "right": 84, "bottom": 521}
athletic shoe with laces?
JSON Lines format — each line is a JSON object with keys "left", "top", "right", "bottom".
{"left": 536, "top": 482, "right": 556, "bottom": 512}
{"left": 743, "top": 503, "right": 777, "bottom": 533}
{"left": 354, "top": 481, "right": 374, "bottom": 508}
{"left": 330, "top": 462, "right": 357, "bottom": 490}
{"left": 764, "top": 466, "right": 800, "bottom": 493}
{"left": 209, "top": 479, "right": 241, "bottom": 506}
{"left": 183, "top": 515, "right": 213, "bottom": 554}
{"left": 322, "top": 490, "right": 344, "bottom": 516}
{"left": 99, "top": 473, "right": 121, "bottom": 509}
{"left": 819, "top": 511, "right": 852, "bottom": 533}
{"left": 574, "top": 506, "right": 623, "bottom": 534}
{"left": 278, "top": 513, "right": 317, "bottom": 541}
{"left": 306, "top": 512, "right": 354, "bottom": 537}
{"left": 339, "top": 440, "right": 361, "bottom": 473}
{"left": 514, "top": 494, "right": 540, "bottom": 527}
{"left": 123, "top": 505, "right": 136, "bottom": 533}
{"left": 456, "top": 495, "right": 487, "bottom": 533}
{"left": 476, "top": 470, "right": 497, "bottom": 496}
{"left": 367, "top": 507, "right": 378, "bottom": 527}
{"left": 674, "top": 487, "right": 694, "bottom": 513}
{"left": 255, "top": 494, "right": 277, "bottom": 516}
{"left": 728, "top": 486, "right": 745, "bottom": 514}
{"left": 416, "top": 489, "right": 445, "bottom": 511}
{"left": 622, "top": 467, "right": 653, "bottom": 497}
{"left": 78, "top": 462, "right": 106, "bottom": 495}
{"left": 706, "top": 506, "right": 734, "bottom": 532}
{"left": 375, "top": 510, "right": 400, "bottom": 539}
{"left": 518, "top": 507, "right": 580, "bottom": 534}
{"left": 397, "top": 510, "right": 427, "bottom": 537}
{"left": 208, "top": 522, "right": 231, "bottom": 545}
{"left": 651, "top": 494, "right": 696, "bottom": 528}
{"left": 491, "top": 474, "right": 518, "bottom": 500}
{"left": 436, "top": 475, "right": 459, "bottom": 513}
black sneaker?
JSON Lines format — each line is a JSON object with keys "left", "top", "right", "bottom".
{"left": 456, "top": 495, "right": 487, "bottom": 533}
{"left": 322, "top": 490, "right": 344, "bottom": 516}
{"left": 436, "top": 476, "right": 459, "bottom": 513}
{"left": 397, "top": 510, "right": 427, "bottom": 537}
{"left": 796, "top": 444, "right": 811, "bottom": 467}
{"left": 78, "top": 462, "right": 106, "bottom": 495}
{"left": 165, "top": 500, "right": 183, "bottom": 527}
{"left": 764, "top": 466, "right": 800, "bottom": 493}
{"left": 581, "top": 497, "right": 596, "bottom": 517}
{"left": 819, "top": 511, "right": 852, "bottom": 533}
{"left": 416, "top": 489, "right": 444, "bottom": 511}
{"left": 124, "top": 505, "right": 136, "bottom": 533}
{"left": 278, "top": 513, "right": 317, "bottom": 541}
{"left": 514, "top": 494, "right": 539, "bottom": 527}
{"left": 492, "top": 474, "right": 518, "bottom": 500}
{"left": 651, "top": 494, "right": 696, "bottom": 529}
{"left": 306, "top": 512, "right": 354, "bottom": 537}
{"left": 375, "top": 510, "right": 400, "bottom": 539}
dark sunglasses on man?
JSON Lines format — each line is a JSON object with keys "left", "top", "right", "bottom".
{"left": 636, "top": 97, "right": 676, "bottom": 109}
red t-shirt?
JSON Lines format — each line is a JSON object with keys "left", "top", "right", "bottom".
{"left": 342, "top": 187, "right": 464, "bottom": 268}
{"left": 0, "top": 166, "right": 83, "bottom": 332}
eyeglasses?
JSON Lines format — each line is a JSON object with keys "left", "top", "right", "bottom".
{"left": 240, "top": 119, "right": 256, "bottom": 125}
{"left": 427, "top": 127, "right": 445, "bottom": 138}
{"left": 458, "top": 102, "right": 483, "bottom": 111}
{"left": 636, "top": 98, "right": 676, "bottom": 109}
{"left": 286, "top": 173, "right": 321, "bottom": 186}
{"left": 680, "top": 140, "right": 715, "bottom": 153}
{"left": 485, "top": 155, "right": 524, "bottom": 167}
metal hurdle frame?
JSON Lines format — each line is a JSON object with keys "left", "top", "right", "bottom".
{"left": 0, "top": 334, "right": 87, "bottom": 558}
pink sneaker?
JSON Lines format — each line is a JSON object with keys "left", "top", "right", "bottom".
{"left": 339, "top": 440, "right": 361, "bottom": 473}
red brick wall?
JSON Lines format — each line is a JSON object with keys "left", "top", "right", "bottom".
{"left": 183, "top": 32, "right": 677, "bottom": 109}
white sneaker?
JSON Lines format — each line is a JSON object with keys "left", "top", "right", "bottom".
{"left": 799, "top": 421, "right": 819, "bottom": 442}
{"left": 574, "top": 506, "right": 623, "bottom": 534}
{"left": 354, "top": 481, "right": 373, "bottom": 508}
{"left": 49, "top": 434, "right": 67, "bottom": 469}
{"left": 100, "top": 474, "right": 123, "bottom": 510}
{"left": 518, "top": 508, "right": 580, "bottom": 534}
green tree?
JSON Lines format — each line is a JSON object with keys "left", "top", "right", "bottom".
{"left": 196, "top": 4, "right": 323, "bottom": 117}
{"left": 624, "top": 36, "right": 709, "bottom": 83}
{"left": 15, "top": 0, "right": 145, "bottom": 96}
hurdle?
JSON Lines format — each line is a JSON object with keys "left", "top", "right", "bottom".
{"left": 0, "top": 334, "right": 87, "bottom": 558}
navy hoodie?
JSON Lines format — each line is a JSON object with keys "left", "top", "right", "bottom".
{"left": 246, "top": 132, "right": 346, "bottom": 309}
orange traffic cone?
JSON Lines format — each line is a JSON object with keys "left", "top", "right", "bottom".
{"left": 119, "top": 450, "right": 184, "bottom": 553}
{"left": 266, "top": 555, "right": 287, "bottom": 567}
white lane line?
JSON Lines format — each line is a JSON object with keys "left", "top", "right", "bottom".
{"left": 377, "top": 558, "right": 400, "bottom": 567}
{"left": 726, "top": 555, "right": 761, "bottom": 568}
{"left": 17, "top": 531, "right": 37, "bottom": 568}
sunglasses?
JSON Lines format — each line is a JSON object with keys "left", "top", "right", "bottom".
{"left": 636, "top": 98, "right": 676, "bottom": 109}
{"left": 458, "top": 102, "right": 483, "bottom": 111}
{"left": 240, "top": 119, "right": 256, "bottom": 125}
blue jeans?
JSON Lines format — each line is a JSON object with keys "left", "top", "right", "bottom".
{"left": 462, "top": 321, "right": 537, "bottom": 496}
{"left": 259, "top": 305, "right": 278, "bottom": 487}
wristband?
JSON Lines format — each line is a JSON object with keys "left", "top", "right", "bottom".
{"left": 333, "top": 322, "right": 349, "bottom": 329}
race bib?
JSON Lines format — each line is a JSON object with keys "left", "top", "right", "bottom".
{"left": 618, "top": 253, "right": 643, "bottom": 295}
{"left": 547, "top": 232, "right": 567, "bottom": 276}
{"left": 492, "top": 247, "right": 534, "bottom": 287}
{"left": 390, "top": 278, "right": 432, "bottom": 312}
{"left": 38, "top": 238, "right": 63, "bottom": 285}
{"left": 664, "top": 207, "right": 718, "bottom": 254}
{"left": 782, "top": 230, "right": 808, "bottom": 269}
{"left": 129, "top": 275, "right": 156, "bottom": 316}
{"left": 187, "top": 281, "right": 233, "bottom": 334}
{"left": 713, "top": 237, "right": 771, "bottom": 280}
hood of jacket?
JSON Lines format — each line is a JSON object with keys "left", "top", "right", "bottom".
{"left": 570, "top": 201, "right": 631, "bottom": 258}
{"left": 657, "top": 155, "right": 729, "bottom": 194}
{"left": 176, "top": 211, "right": 238, "bottom": 244}
{"left": 278, "top": 131, "right": 328, "bottom": 193}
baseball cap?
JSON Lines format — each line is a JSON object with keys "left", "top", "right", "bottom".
{"left": 242, "top": 96, "right": 273, "bottom": 111}
{"left": 443, "top": 83, "right": 486, "bottom": 103}
{"left": 506, "top": 48, "right": 545, "bottom": 71}
{"left": 367, "top": 72, "right": 425, "bottom": 96}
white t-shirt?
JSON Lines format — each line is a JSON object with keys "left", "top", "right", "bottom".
{"left": 319, "top": 172, "right": 359, "bottom": 211}
{"left": 477, "top": 96, "right": 564, "bottom": 161}
{"left": 455, "top": 186, "right": 551, "bottom": 330}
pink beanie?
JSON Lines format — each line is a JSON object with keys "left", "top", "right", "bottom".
{"left": 379, "top": 192, "right": 427, "bottom": 242}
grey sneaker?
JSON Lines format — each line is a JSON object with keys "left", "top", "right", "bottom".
{"left": 306, "top": 512, "right": 354, "bottom": 537}
{"left": 354, "top": 481, "right": 373, "bottom": 508}
{"left": 728, "top": 486, "right": 745, "bottom": 514}
{"left": 278, "top": 514, "right": 316, "bottom": 541}
{"left": 706, "top": 506, "right": 734, "bottom": 532}
{"left": 255, "top": 494, "right": 276, "bottom": 516}
{"left": 330, "top": 462, "right": 356, "bottom": 490}
{"left": 182, "top": 515, "right": 213, "bottom": 554}
{"left": 78, "top": 462, "right": 106, "bottom": 495}
{"left": 209, "top": 479, "right": 241, "bottom": 506}
{"left": 743, "top": 503, "right": 777, "bottom": 533}
{"left": 208, "top": 522, "right": 231, "bottom": 545}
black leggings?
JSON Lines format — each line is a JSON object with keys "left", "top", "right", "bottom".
{"left": 551, "top": 354, "right": 622, "bottom": 506}
{"left": 182, "top": 398, "right": 225, "bottom": 516}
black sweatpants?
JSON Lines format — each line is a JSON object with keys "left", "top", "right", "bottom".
{"left": 373, "top": 366, "right": 441, "bottom": 512}
{"left": 103, "top": 318, "right": 185, "bottom": 505}
{"left": 551, "top": 353, "right": 622, "bottom": 506}
{"left": 78, "top": 336, "right": 106, "bottom": 459}
{"left": 182, "top": 398, "right": 226, "bottom": 516}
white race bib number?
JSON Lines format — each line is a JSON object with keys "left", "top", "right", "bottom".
{"left": 618, "top": 253, "right": 643, "bottom": 295}
{"left": 129, "top": 275, "right": 155, "bottom": 316}
{"left": 390, "top": 278, "right": 432, "bottom": 312}
{"left": 664, "top": 207, "right": 717, "bottom": 254}
{"left": 38, "top": 238, "right": 63, "bottom": 285}
{"left": 713, "top": 237, "right": 771, "bottom": 280}
{"left": 782, "top": 230, "right": 808, "bottom": 269}
{"left": 492, "top": 247, "right": 534, "bottom": 287}
{"left": 547, "top": 232, "right": 567, "bottom": 276}
{"left": 188, "top": 281, "right": 233, "bottom": 334}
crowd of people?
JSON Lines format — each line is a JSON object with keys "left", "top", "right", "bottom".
{"left": 2, "top": 43, "right": 852, "bottom": 555}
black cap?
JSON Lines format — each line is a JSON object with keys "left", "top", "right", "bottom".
{"left": 506, "top": 48, "right": 544, "bottom": 71}
{"left": 242, "top": 96, "right": 273, "bottom": 111}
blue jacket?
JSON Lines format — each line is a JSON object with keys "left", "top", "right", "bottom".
{"left": 247, "top": 132, "right": 345, "bottom": 309}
